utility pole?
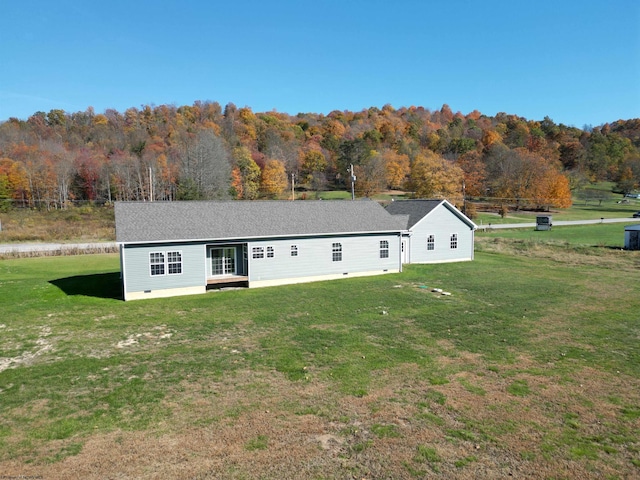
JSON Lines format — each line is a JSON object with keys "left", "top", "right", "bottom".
{"left": 462, "top": 180, "right": 466, "bottom": 214}
{"left": 349, "top": 164, "right": 356, "bottom": 200}
{"left": 291, "top": 172, "right": 295, "bottom": 200}
{"left": 149, "top": 166, "right": 153, "bottom": 202}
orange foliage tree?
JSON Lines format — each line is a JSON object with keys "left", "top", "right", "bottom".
{"left": 408, "top": 151, "right": 464, "bottom": 199}
{"left": 261, "top": 159, "right": 288, "bottom": 198}
{"left": 486, "top": 146, "right": 572, "bottom": 209}
{"left": 381, "top": 150, "right": 410, "bottom": 189}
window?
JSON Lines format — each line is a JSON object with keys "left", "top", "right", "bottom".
{"left": 380, "top": 240, "right": 389, "bottom": 258}
{"left": 267, "top": 246, "right": 275, "bottom": 258}
{"left": 150, "top": 252, "right": 165, "bottom": 276}
{"left": 150, "top": 251, "right": 182, "bottom": 276}
{"left": 290, "top": 245, "right": 298, "bottom": 257}
{"left": 427, "top": 235, "right": 435, "bottom": 251}
{"left": 167, "top": 251, "right": 182, "bottom": 274}
{"left": 450, "top": 233, "right": 458, "bottom": 249}
{"left": 252, "top": 247, "right": 264, "bottom": 259}
{"left": 332, "top": 242, "right": 342, "bottom": 262}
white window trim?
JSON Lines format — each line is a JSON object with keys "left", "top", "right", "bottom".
{"left": 267, "top": 245, "right": 275, "bottom": 258}
{"left": 252, "top": 246, "right": 264, "bottom": 259}
{"left": 149, "top": 250, "right": 183, "bottom": 277}
{"left": 450, "top": 233, "right": 458, "bottom": 249}
{"left": 380, "top": 240, "right": 389, "bottom": 258}
{"left": 167, "top": 250, "right": 183, "bottom": 275}
{"left": 332, "top": 242, "right": 342, "bottom": 262}
{"left": 149, "top": 251, "right": 165, "bottom": 276}
{"left": 290, "top": 245, "right": 298, "bottom": 257}
{"left": 427, "top": 234, "right": 435, "bottom": 251}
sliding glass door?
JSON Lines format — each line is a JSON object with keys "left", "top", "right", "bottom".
{"left": 211, "top": 247, "right": 236, "bottom": 276}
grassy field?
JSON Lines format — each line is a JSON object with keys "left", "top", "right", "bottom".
{"left": 0, "top": 205, "right": 115, "bottom": 243}
{"left": 0, "top": 226, "right": 639, "bottom": 478}
{"left": 477, "top": 222, "right": 631, "bottom": 248}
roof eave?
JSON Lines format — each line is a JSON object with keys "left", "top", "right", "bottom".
{"left": 117, "top": 228, "right": 406, "bottom": 245}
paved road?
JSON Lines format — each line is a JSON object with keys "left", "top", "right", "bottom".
{"left": 478, "top": 217, "right": 638, "bottom": 230}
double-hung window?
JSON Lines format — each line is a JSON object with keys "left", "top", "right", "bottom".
{"left": 427, "top": 235, "right": 435, "bottom": 251}
{"left": 332, "top": 242, "right": 342, "bottom": 262}
{"left": 267, "top": 246, "right": 275, "bottom": 258}
{"left": 167, "top": 251, "right": 182, "bottom": 274}
{"left": 150, "top": 252, "right": 165, "bottom": 276}
{"left": 150, "top": 251, "right": 182, "bottom": 276}
{"left": 379, "top": 240, "right": 389, "bottom": 258}
{"left": 252, "top": 247, "right": 264, "bottom": 259}
{"left": 290, "top": 245, "right": 298, "bottom": 257}
{"left": 450, "top": 233, "right": 458, "bottom": 249}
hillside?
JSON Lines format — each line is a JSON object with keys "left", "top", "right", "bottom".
{"left": 1, "top": 104, "right": 639, "bottom": 212}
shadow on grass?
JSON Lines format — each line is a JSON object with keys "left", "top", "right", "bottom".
{"left": 50, "top": 272, "right": 122, "bottom": 300}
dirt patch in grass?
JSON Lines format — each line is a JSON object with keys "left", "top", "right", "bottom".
{"left": 0, "top": 326, "right": 54, "bottom": 373}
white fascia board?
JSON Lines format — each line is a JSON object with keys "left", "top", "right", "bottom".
{"left": 118, "top": 229, "right": 405, "bottom": 246}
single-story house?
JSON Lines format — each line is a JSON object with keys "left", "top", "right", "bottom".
{"left": 624, "top": 224, "right": 640, "bottom": 250}
{"left": 115, "top": 200, "right": 407, "bottom": 301}
{"left": 385, "top": 199, "right": 477, "bottom": 264}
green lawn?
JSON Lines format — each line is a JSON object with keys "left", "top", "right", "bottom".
{"left": 0, "top": 235, "right": 639, "bottom": 478}
{"left": 477, "top": 222, "right": 630, "bottom": 248}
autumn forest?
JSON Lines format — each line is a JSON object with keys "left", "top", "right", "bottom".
{"left": 1, "top": 102, "right": 639, "bottom": 214}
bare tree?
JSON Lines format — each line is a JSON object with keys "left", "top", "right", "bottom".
{"left": 179, "top": 129, "right": 231, "bottom": 199}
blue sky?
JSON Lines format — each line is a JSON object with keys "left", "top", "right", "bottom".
{"left": 1, "top": 0, "right": 639, "bottom": 127}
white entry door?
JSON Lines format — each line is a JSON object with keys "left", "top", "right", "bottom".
{"left": 211, "top": 247, "right": 236, "bottom": 276}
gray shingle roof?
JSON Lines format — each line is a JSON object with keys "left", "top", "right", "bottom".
{"left": 115, "top": 200, "right": 407, "bottom": 244}
{"left": 385, "top": 199, "right": 443, "bottom": 228}
{"left": 386, "top": 199, "right": 476, "bottom": 230}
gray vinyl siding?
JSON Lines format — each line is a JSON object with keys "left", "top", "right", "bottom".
{"left": 247, "top": 234, "right": 400, "bottom": 282}
{"left": 122, "top": 243, "right": 205, "bottom": 293}
{"left": 409, "top": 206, "right": 474, "bottom": 263}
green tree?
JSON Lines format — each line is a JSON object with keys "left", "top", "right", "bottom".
{"left": 0, "top": 174, "right": 9, "bottom": 199}
{"left": 338, "top": 138, "right": 372, "bottom": 179}
{"left": 300, "top": 150, "right": 327, "bottom": 192}
{"left": 233, "top": 146, "right": 261, "bottom": 199}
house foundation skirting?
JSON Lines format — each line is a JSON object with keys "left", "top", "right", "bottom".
{"left": 125, "top": 285, "right": 206, "bottom": 301}
{"left": 249, "top": 269, "right": 401, "bottom": 289}
{"left": 124, "top": 269, "right": 401, "bottom": 300}
{"left": 411, "top": 257, "right": 473, "bottom": 264}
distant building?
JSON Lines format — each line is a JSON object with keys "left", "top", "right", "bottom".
{"left": 536, "top": 215, "right": 553, "bottom": 231}
{"left": 624, "top": 224, "right": 640, "bottom": 250}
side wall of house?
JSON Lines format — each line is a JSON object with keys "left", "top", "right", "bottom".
{"left": 409, "top": 206, "right": 474, "bottom": 264}
{"left": 122, "top": 242, "right": 206, "bottom": 300}
{"left": 247, "top": 233, "right": 401, "bottom": 286}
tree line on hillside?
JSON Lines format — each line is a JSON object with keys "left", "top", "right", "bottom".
{"left": 1, "top": 102, "right": 639, "bottom": 212}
